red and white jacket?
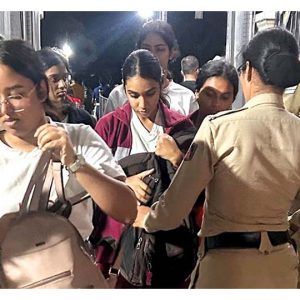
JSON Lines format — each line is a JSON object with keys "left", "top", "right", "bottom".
{"left": 95, "top": 101, "right": 195, "bottom": 161}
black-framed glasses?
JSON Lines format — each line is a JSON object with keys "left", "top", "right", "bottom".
{"left": 237, "top": 61, "right": 247, "bottom": 76}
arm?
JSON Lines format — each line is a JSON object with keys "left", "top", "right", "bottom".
{"left": 135, "top": 118, "right": 215, "bottom": 232}
{"left": 72, "top": 163, "right": 137, "bottom": 224}
{"left": 34, "top": 123, "right": 137, "bottom": 224}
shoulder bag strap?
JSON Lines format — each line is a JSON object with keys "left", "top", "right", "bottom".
{"left": 19, "top": 150, "right": 52, "bottom": 215}
{"left": 52, "top": 161, "right": 90, "bottom": 206}
{"left": 49, "top": 161, "right": 89, "bottom": 217}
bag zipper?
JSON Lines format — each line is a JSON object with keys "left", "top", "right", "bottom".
{"left": 128, "top": 236, "right": 143, "bottom": 284}
{"left": 136, "top": 237, "right": 142, "bottom": 250}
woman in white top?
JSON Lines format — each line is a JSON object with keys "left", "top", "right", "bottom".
{"left": 104, "top": 20, "right": 198, "bottom": 116}
{"left": 0, "top": 39, "right": 137, "bottom": 240}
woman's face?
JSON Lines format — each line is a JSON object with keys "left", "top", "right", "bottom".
{"left": 0, "top": 64, "right": 46, "bottom": 139}
{"left": 140, "top": 32, "right": 171, "bottom": 71}
{"left": 196, "top": 76, "right": 235, "bottom": 115}
{"left": 125, "top": 75, "right": 161, "bottom": 121}
{"left": 45, "top": 64, "right": 69, "bottom": 103}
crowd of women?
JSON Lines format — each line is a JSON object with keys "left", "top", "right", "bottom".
{"left": 1, "top": 19, "right": 300, "bottom": 289}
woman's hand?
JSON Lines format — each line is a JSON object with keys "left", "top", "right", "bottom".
{"left": 125, "top": 169, "right": 154, "bottom": 204}
{"left": 155, "top": 133, "right": 184, "bottom": 168}
{"left": 34, "top": 124, "right": 76, "bottom": 166}
{"left": 133, "top": 205, "right": 151, "bottom": 228}
{"left": 34, "top": 124, "right": 138, "bottom": 225}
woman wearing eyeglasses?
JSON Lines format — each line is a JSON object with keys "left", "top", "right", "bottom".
{"left": 0, "top": 39, "right": 137, "bottom": 249}
{"left": 133, "top": 27, "right": 300, "bottom": 288}
{"left": 37, "top": 47, "right": 96, "bottom": 128}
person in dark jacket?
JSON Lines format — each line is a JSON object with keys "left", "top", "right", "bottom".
{"left": 37, "top": 47, "right": 96, "bottom": 128}
{"left": 168, "top": 58, "right": 239, "bottom": 229}
{"left": 189, "top": 58, "right": 239, "bottom": 129}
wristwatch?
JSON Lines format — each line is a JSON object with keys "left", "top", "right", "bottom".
{"left": 67, "top": 154, "right": 86, "bottom": 174}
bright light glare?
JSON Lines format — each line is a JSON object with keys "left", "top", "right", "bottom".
{"left": 62, "top": 43, "right": 73, "bottom": 59}
{"left": 138, "top": 11, "right": 153, "bottom": 19}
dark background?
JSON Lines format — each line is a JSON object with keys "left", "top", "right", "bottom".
{"left": 41, "top": 11, "right": 227, "bottom": 86}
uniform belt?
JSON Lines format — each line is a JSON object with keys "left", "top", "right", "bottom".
{"left": 205, "top": 231, "right": 289, "bottom": 250}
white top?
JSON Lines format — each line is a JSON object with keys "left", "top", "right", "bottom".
{"left": 162, "top": 81, "right": 198, "bottom": 115}
{"left": 104, "top": 82, "right": 198, "bottom": 116}
{"left": 0, "top": 120, "right": 125, "bottom": 239}
{"left": 104, "top": 84, "right": 126, "bottom": 115}
{"left": 130, "top": 109, "right": 164, "bottom": 155}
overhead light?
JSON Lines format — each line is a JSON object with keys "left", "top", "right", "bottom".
{"left": 195, "top": 11, "right": 203, "bottom": 19}
{"left": 138, "top": 11, "right": 154, "bottom": 20}
{"left": 62, "top": 43, "right": 73, "bottom": 59}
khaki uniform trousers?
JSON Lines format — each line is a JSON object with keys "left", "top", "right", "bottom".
{"left": 193, "top": 232, "right": 298, "bottom": 288}
{"left": 289, "top": 230, "right": 300, "bottom": 288}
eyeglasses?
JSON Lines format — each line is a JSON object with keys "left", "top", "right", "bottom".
{"left": 0, "top": 85, "right": 37, "bottom": 113}
{"left": 47, "top": 73, "right": 71, "bottom": 85}
{"left": 237, "top": 61, "right": 247, "bottom": 76}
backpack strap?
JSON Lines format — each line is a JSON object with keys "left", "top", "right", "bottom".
{"left": 52, "top": 161, "right": 66, "bottom": 203}
{"left": 44, "top": 161, "right": 72, "bottom": 218}
{"left": 19, "top": 150, "right": 52, "bottom": 215}
{"left": 67, "top": 191, "right": 90, "bottom": 206}
{"left": 106, "top": 224, "right": 129, "bottom": 278}
{"left": 48, "top": 161, "right": 90, "bottom": 217}
{"left": 38, "top": 160, "right": 55, "bottom": 211}
{"left": 19, "top": 151, "right": 88, "bottom": 219}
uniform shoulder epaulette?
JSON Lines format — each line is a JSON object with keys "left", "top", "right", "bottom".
{"left": 208, "top": 107, "right": 248, "bottom": 121}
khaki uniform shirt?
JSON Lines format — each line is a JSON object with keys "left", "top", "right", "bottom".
{"left": 283, "top": 84, "right": 300, "bottom": 117}
{"left": 144, "top": 93, "right": 300, "bottom": 237}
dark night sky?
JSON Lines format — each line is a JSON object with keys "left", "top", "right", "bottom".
{"left": 41, "top": 11, "right": 227, "bottom": 86}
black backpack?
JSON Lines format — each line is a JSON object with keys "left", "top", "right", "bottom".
{"left": 118, "top": 153, "right": 199, "bottom": 288}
